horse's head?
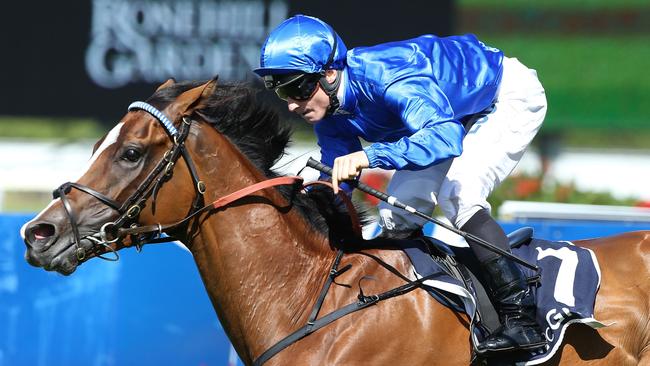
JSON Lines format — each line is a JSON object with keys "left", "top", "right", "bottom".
{"left": 21, "top": 78, "right": 219, "bottom": 275}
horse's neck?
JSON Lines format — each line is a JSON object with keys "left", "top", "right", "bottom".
{"left": 187, "top": 132, "right": 332, "bottom": 362}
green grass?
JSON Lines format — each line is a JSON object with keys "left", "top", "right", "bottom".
{"left": 2, "top": 191, "right": 52, "bottom": 213}
{"left": 459, "top": 0, "right": 650, "bottom": 10}
{"left": 0, "top": 116, "right": 104, "bottom": 140}
{"left": 477, "top": 35, "right": 650, "bottom": 131}
{"left": 556, "top": 128, "right": 650, "bottom": 149}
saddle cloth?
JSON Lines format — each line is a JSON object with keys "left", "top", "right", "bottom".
{"left": 402, "top": 234, "right": 606, "bottom": 365}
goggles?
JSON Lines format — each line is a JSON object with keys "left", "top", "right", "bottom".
{"left": 264, "top": 73, "right": 322, "bottom": 101}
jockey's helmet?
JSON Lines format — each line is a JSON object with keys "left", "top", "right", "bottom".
{"left": 254, "top": 14, "right": 347, "bottom": 76}
{"left": 254, "top": 15, "right": 347, "bottom": 115}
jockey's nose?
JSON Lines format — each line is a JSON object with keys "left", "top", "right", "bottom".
{"left": 23, "top": 221, "right": 57, "bottom": 251}
{"left": 287, "top": 99, "right": 300, "bottom": 113}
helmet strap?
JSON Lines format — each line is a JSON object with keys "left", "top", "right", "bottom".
{"left": 319, "top": 70, "right": 342, "bottom": 116}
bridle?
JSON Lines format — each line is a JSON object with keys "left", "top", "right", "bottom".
{"left": 54, "top": 100, "right": 309, "bottom": 265}
{"left": 54, "top": 101, "right": 208, "bottom": 263}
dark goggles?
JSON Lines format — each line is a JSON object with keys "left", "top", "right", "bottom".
{"left": 264, "top": 73, "right": 322, "bottom": 101}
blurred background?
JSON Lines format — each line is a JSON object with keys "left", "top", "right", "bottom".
{"left": 0, "top": 0, "right": 649, "bottom": 365}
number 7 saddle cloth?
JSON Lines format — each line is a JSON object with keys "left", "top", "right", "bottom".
{"left": 401, "top": 229, "right": 605, "bottom": 365}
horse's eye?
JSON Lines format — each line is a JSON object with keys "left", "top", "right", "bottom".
{"left": 122, "top": 148, "right": 142, "bottom": 163}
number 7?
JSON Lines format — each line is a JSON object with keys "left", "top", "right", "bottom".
{"left": 536, "top": 246, "right": 578, "bottom": 307}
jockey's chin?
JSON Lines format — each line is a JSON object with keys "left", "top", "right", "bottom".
{"left": 300, "top": 110, "right": 325, "bottom": 124}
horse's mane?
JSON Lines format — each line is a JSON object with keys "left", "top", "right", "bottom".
{"left": 146, "top": 80, "right": 369, "bottom": 239}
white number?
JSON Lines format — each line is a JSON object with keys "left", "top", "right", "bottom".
{"left": 536, "top": 247, "right": 578, "bottom": 307}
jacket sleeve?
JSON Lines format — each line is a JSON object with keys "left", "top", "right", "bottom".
{"left": 314, "top": 119, "right": 363, "bottom": 194}
{"left": 363, "top": 76, "right": 465, "bottom": 170}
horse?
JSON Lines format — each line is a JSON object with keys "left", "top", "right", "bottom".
{"left": 21, "top": 78, "right": 650, "bottom": 365}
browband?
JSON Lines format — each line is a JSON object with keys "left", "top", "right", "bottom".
{"left": 128, "top": 101, "right": 178, "bottom": 137}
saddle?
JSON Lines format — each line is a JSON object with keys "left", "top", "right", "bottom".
{"left": 357, "top": 227, "right": 535, "bottom": 338}
{"left": 347, "top": 226, "right": 603, "bottom": 365}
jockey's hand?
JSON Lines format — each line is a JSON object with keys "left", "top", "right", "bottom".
{"left": 332, "top": 151, "right": 370, "bottom": 194}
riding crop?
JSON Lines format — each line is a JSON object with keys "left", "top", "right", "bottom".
{"left": 306, "top": 157, "right": 539, "bottom": 271}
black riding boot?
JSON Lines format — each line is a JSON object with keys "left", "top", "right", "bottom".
{"left": 476, "top": 256, "right": 547, "bottom": 354}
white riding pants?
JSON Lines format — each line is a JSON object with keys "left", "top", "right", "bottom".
{"left": 378, "top": 57, "right": 547, "bottom": 230}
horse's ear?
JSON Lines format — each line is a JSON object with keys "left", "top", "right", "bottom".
{"left": 156, "top": 78, "right": 176, "bottom": 91}
{"left": 173, "top": 76, "right": 219, "bottom": 114}
{"left": 199, "top": 75, "right": 219, "bottom": 101}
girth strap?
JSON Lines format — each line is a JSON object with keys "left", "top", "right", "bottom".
{"left": 252, "top": 296, "right": 376, "bottom": 366}
{"left": 252, "top": 250, "right": 437, "bottom": 366}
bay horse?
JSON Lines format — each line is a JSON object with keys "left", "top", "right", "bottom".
{"left": 21, "top": 78, "right": 650, "bottom": 365}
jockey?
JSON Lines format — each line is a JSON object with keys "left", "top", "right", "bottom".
{"left": 254, "top": 14, "right": 548, "bottom": 354}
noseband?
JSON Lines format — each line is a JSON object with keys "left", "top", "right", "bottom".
{"left": 54, "top": 101, "right": 206, "bottom": 263}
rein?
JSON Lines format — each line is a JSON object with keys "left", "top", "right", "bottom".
{"left": 115, "top": 175, "right": 306, "bottom": 243}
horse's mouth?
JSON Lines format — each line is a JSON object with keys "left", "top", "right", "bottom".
{"left": 25, "top": 237, "right": 89, "bottom": 275}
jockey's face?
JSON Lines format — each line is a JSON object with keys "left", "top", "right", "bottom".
{"left": 287, "top": 70, "right": 337, "bottom": 125}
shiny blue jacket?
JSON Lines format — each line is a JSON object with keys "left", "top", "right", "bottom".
{"left": 316, "top": 34, "right": 504, "bottom": 172}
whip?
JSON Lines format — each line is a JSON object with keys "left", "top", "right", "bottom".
{"left": 307, "top": 157, "right": 538, "bottom": 271}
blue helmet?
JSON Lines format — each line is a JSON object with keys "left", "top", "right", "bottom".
{"left": 254, "top": 15, "right": 347, "bottom": 77}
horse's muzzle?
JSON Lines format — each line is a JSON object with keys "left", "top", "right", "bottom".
{"left": 23, "top": 220, "right": 79, "bottom": 275}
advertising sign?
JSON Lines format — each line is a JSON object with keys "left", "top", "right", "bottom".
{"left": 0, "top": 0, "right": 452, "bottom": 122}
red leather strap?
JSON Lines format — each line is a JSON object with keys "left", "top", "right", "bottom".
{"left": 212, "top": 177, "right": 362, "bottom": 238}
{"left": 212, "top": 176, "right": 304, "bottom": 209}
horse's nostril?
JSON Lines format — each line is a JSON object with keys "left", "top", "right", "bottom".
{"left": 33, "top": 223, "right": 56, "bottom": 239}
{"left": 26, "top": 223, "right": 57, "bottom": 248}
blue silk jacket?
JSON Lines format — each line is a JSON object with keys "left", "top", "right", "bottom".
{"left": 315, "top": 34, "right": 504, "bottom": 172}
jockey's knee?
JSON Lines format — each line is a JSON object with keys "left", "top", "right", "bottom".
{"left": 455, "top": 204, "right": 490, "bottom": 228}
{"left": 438, "top": 193, "right": 490, "bottom": 228}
